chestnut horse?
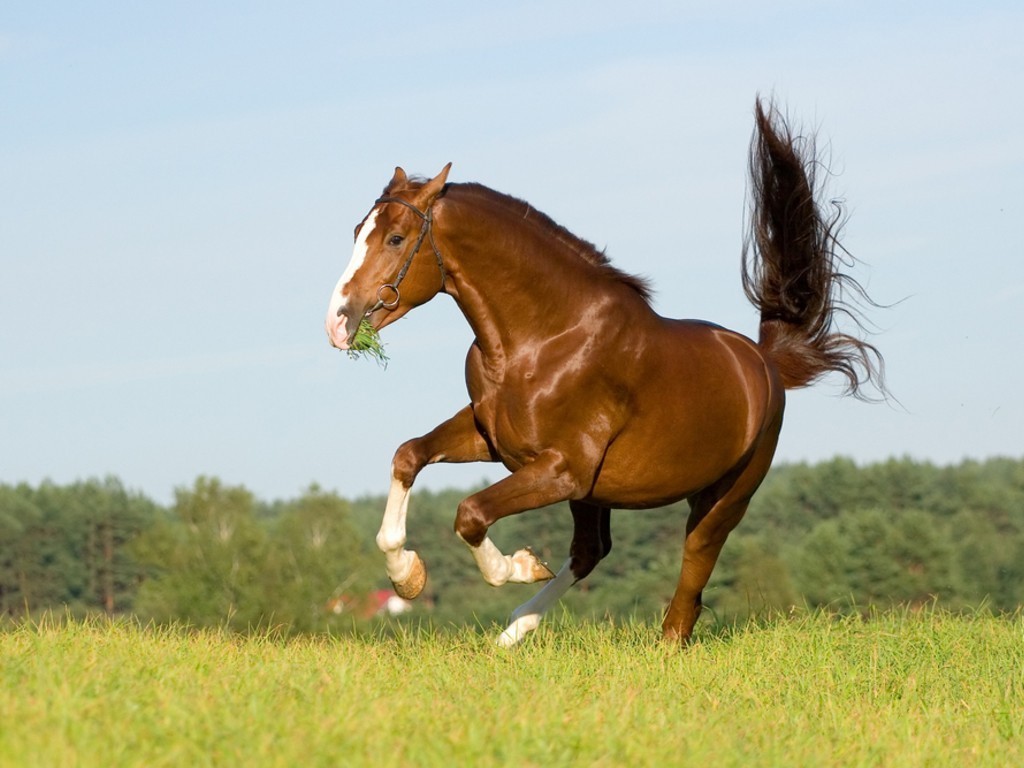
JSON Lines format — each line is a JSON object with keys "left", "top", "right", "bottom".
{"left": 325, "top": 99, "right": 883, "bottom": 646}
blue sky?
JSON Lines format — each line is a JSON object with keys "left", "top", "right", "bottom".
{"left": 2, "top": 2, "right": 1022, "bottom": 505}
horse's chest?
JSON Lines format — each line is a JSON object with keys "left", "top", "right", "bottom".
{"left": 466, "top": 360, "right": 543, "bottom": 463}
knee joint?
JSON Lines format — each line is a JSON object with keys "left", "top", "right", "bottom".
{"left": 392, "top": 440, "right": 427, "bottom": 487}
{"left": 454, "top": 498, "right": 487, "bottom": 547}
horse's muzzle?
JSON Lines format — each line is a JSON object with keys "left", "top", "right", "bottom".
{"left": 325, "top": 310, "right": 354, "bottom": 350}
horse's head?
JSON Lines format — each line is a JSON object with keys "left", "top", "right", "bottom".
{"left": 325, "top": 164, "right": 451, "bottom": 350}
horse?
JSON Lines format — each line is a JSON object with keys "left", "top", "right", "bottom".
{"left": 324, "top": 98, "right": 884, "bottom": 646}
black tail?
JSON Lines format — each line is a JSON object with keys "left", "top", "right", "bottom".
{"left": 742, "top": 98, "right": 885, "bottom": 399}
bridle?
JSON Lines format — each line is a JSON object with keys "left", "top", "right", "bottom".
{"left": 358, "top": 195, "right": 448, "bottom": 317}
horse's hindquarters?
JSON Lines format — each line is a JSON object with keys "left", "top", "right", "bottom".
{"left": 588, "top": 322, "right": 783, "bottom": 508}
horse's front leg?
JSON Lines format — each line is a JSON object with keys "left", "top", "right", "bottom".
{"left": 454, "top": 449, "right": 579, "bottom": 588}
{"left": 378, "top": 405, "right": 496, "bottom": 599}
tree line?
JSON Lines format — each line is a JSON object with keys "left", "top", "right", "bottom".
{"left": 2, "top": 457, "right": 1023, "bottom": 632}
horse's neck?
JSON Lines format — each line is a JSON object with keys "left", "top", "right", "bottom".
{"left": 442, "top": 203, "right": 599, "bottom": 359}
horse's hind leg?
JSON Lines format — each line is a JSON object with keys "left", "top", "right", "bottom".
{"left": 378, "top": 405, "right": 496, "bottom": 599}
{"left": 497, "top": 559, "right": 575, "bottom": 647}
{"left": 663, "top": 441, "right": 780, "bottom": 642}
{"left": 569, "top": 501, "right": 612, "bottom": 580}
{"left": 662, "top": 492, "right": 751, "bottom": 642}
{"left": 498, "top": 501, "right": 612, "bottom": 647}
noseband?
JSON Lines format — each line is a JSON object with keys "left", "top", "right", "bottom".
{"left": 359, "top": 196, "right": 448, "bottom": 317}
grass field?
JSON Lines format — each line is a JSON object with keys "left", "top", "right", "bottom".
{"left": 1, "top": 609, "right": 1022, "bottom": 767}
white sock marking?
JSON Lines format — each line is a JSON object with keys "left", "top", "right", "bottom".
{"left": 377, "top": 472, "right": 416, "bottom": 585}
{"left": 459, "top": 534, "right": 512, "bottom": 586}
{"left": 497, "top": 559, "right": 576, "bottom": 647}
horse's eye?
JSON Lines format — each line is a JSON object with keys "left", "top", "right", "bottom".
{"left": 388, "top": 234, "right": 405, "bottom": 247}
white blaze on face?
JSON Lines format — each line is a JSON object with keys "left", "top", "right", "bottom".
{"left": 326, "top": 208, "right": 380, "bottom": 349}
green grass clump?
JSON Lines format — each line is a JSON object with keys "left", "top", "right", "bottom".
{"left": 347, "top": 318, "right": 388, "bottom": 366}
{"left": 2, "top": 609, "right": 1022, "bottom": 767}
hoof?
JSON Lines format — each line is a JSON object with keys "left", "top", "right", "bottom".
{"left": 392, "top": 553, "right": 427, "bottom": 600}
{"left": 511, "top": 547, "right": 556, "bottom": 583}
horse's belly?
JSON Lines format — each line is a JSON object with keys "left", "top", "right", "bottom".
{"left": 588, "top": 411, "right": 750, "bottom": 508}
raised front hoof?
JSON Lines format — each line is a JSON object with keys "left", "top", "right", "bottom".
{"left": 511, "top": 547, "right": 556, "bottom": 583}
{"left": 391, "top": 553, "right": 427, "bottom": 600}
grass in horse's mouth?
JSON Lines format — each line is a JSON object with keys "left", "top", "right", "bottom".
{"left": 347, "top": 318, "right": 388, "bottom": 366}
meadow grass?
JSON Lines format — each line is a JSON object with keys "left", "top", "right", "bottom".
{"left": 1, "top": 609, "right": 1022, "bottom": 767}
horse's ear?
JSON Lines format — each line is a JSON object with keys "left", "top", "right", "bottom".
{"left": 417, "top": 162, "right": 452, "bottom": 205}
{"left": 385, "top": 166, "right": 408, "bottom": 193}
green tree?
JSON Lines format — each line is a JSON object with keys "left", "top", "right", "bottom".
{"left": 263, "top": 485, "right": 375, "bottom": 632}
{"left": 792, "top": 508, "right": 955, "bottom": 610}
{"left": 0, "top": 485, "right": 41, "bottom": 616}
{"left": 133, "top": 477, "right": 267, "bottom": 629}
{"left": 69, "top": 478, "right": 153, "bottom": 615}
{"left": 708, "top": 533, "right": 798, "bottom": 620}
{"left": 0, "top": 478, "right": 152, "bottom": 617}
